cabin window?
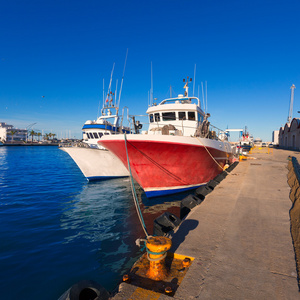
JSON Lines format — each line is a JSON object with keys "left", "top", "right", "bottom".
{"left": 89, "top": 133, "right": 94, "bottom": 139}
{"left": 98, "top": 132, "right": 103, "bottom": 138}
{"left": 197, "top": 113, "right": 203, "bottom": 123}
{"left": 149, "top": 114, "right": 154, "bottom": 123}
{"left": 154, "top": 113, "right": 160, "bottom": 122}
{"left": 162, "top": 112, "right": 176, "bottom": 121}
{"left": 87, "top": 133, "right": 91, "bottom": 139}
{"left": 104, "top": 132, "right": 110, "bottom": 135}
{"left": 188, "top": 112, "right": 195, "bottom": 120}
{"left": 179, "top": 112, "right": 186, "bottom": 120}
{"left": 93, "top": 132, "right": 99, "bottom": 138}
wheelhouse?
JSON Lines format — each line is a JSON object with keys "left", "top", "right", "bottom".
{"left": 146, "top": 95, "right": 205, "bottom": 137}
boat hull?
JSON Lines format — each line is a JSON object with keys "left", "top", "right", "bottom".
{"left": 60, "top": 147, "right": 129, "bottom": 180}
{"left": 99, "top": 135, "right": 233, "bottom": 197}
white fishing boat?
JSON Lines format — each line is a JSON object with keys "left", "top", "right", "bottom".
{"left": 99, "top": 77, "right": 234, "bottom": 197}
{"left": 60, "top": 104, "right": 133, "bottom": 180}
{"left": 236, "top": 127, "right": 254, "bottom": 154}
{"left": 60, "top": 56, "right": 141, "bottom": 180}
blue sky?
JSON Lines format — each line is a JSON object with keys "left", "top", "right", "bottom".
{"left": 1, "top": 0, "right": 299, "bottom": 141}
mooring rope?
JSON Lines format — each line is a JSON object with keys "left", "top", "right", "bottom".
{"left": 196, "top": 136, "right": 231, "bottom": 175}
{"left": 124, "top": 133, "right": 149, "bottom": 237}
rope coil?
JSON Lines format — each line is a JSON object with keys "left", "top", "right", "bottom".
{"left": 146, "top": 252, "right": 167, "bottom": 262}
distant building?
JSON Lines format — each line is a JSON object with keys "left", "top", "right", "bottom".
{"left": 272, "top": 130, "right": 279, "bottom": 145}
{"left": 0, "top": 122, "right": 27, "bottom": 143}
{"left": 278, "top": 118, "right": 300, "bottom": 150}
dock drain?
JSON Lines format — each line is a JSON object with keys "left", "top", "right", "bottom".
{"left": 124, "top": 252, "right": 194, "bottom": 298}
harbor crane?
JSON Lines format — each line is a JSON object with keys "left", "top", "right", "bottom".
{"left": 288, "top": 84, "right": 296, "bottom": 124}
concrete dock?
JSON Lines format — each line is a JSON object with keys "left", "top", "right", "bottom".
{"left": 113, "top": 149, "right": 299, "bottom": 299}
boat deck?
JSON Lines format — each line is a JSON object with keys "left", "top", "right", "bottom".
{"left": 112, "top": 149, "right": 299, "bottom": 299}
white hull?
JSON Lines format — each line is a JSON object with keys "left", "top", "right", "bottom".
{"left": 61, "top": 147, "right": 129, "bottom": 180}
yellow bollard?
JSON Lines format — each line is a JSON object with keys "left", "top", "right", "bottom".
{"left": 182, "top": 257, "right": 191, "bottom": 268}
{"left": 146, "top": 236, "right": 172, "bottom": 281}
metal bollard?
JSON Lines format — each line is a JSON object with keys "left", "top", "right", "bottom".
{"left": 146, "top": 236, "right": 172, "bottom": 281}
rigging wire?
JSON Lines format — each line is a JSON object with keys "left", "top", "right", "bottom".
{"left": 196, "top": 136, "right": 231, "bottom": 175}
{"left": 124, "top": 133, "right": 149, "bottom": 238}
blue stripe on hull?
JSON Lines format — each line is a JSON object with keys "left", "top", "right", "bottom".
{"left": 87, "top": 175, "right": 128, "bottom": 181}
{"left": 145, "top": 184, "right": 205, "bottom": 198}
{"left": 83, "top": 124, "right": 114, "bottom": 130}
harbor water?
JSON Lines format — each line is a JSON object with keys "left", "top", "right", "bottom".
{"left": 0, "top": 146, "right": 182, "bottom": 299}
{"left": 0, "top": 146, "right": 141, "bottom": 299}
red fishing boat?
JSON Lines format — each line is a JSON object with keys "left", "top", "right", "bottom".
{"left": 99, "top": 78, "right": 233, "bottom": 197}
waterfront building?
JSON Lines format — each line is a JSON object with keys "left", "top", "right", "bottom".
{"left": 279, "top": 118, "right": 300, "bottom": 150}
{"left": 0, "top": 122, "right": 27, "bottom": 143}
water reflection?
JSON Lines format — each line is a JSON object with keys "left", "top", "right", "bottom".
{"left": 59, "top": 178, "right": 145, "bottom": 290}
{"left": 61, "top": 178, "right": 136, "bottom": 242}
{"left": 58, "top": 176, "right": 188, "bottom": 290}
{"left": 136, "top": 187, "right": 194, "bottom": 235}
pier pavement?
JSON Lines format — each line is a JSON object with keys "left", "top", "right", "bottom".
{"left": 114, "top": 149, "right": 299, "bottom": 299}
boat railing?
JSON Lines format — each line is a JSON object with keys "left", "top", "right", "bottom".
{"left": 158, "top": 96, "right": 200, "bottom": 106}
{"left": 209, "top": 124, "right": 230, "bottom": 141}
{"left": 140, "top": 120, "right": 228, "bottom": 141}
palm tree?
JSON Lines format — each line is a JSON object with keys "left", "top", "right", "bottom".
{"left": 29, "top": 130, "right": 36, "bottom": 143}
{"left": 9, "top": 130, "right": 17, "bottom": 142}
{"left": 37, "top": 132, "right": 42, "bottom": 141}
{"left": 44, "top": 133, "right": 49, "bottom": 140}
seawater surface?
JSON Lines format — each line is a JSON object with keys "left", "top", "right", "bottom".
{"left": 0, "top": 146, "right": 145, "bottom": 299}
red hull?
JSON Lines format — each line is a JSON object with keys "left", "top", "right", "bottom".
{"left": 100, "top": 137, "right": 232, "bottom": 197}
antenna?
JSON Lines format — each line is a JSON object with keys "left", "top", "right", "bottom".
{"left": 288, "top": 84, "right": 296, "bottom": 123}
{"left": 118, "top": 48, "right": 129, "bottom": 108}
{"left": 183, "top": 76, "right": 192, "bottom": 97}
{"left": 205, "top": 81, "right": 208, "bottom": 112}
{"left": 151, "top": 62, "right": 153, "bottom": 106}
{"left": 193, "top": 64, "right": 196, "bottom": 96}
{"left": 201, "top": 82, "right": 205, "bottom": 112}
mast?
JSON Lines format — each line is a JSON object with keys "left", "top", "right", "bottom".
{"left": 97, "top": 79, "right": 104, "bottom": 118}
{"left": 107, "top": 63, "right": 115, "bottom": 103}
{"left": 193, "top": 64, "right": 196, "bottom": 96}
{"left": 114, "top": 79, "right": 118, "bottom": 107}
{"left": 103, "top": 78, "right": 105, "bottom": 109}
{"left": 117, "top": 48, "right": 128, "bottom": 108}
